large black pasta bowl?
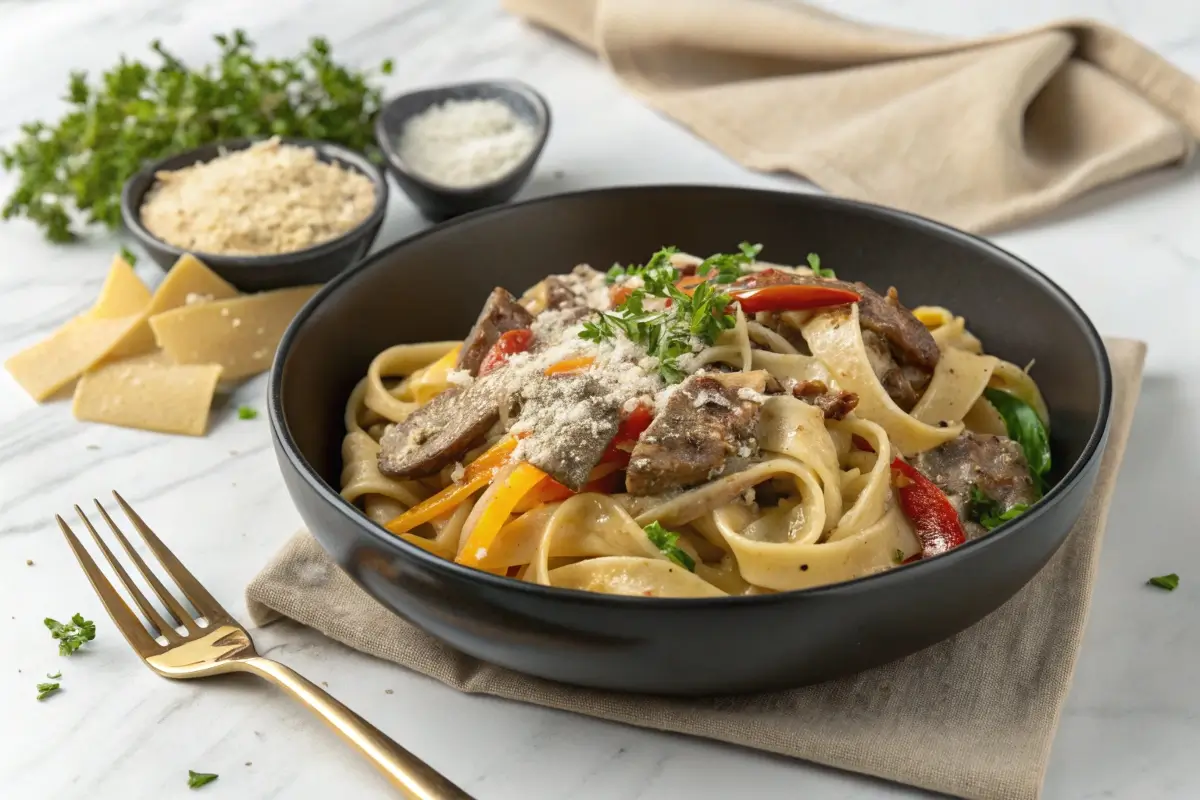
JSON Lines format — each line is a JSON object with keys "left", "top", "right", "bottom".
{"left": 269, "top": 186, "right": 1111, "bottom": 696}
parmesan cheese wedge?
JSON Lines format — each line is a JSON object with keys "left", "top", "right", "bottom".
{"left": 90, "top": 256, "right": 152, "bottom": 318}
{"left": 149, "top": 284, "right": 319, "bottom": 382}
{"left": 4, "top": 313, "right": 146, "bottom": 401}
{"left": 106, "top": 254, "right": 241, "bottom": 360}
{"left": 145, "top": 253, "right": 239, "bottom": 315}
{"left": 73, "top": 352, "right": 223, "bottom": 436}
{"left": 89, "top": 256, "right": 158, "bottom": 359}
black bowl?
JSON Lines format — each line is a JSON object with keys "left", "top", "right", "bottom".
{"left": 120, "top": 137, "right": 388, "bottom": 292}
{"left": 374, "top": 80, "right": 550, "bottom": 222}
{"left": 269, "top": 186, "right": 1111, "bottom": 695}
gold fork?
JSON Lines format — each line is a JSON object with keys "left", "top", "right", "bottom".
{"left": 57, "top": 491, "right": 472, "bottom": 800}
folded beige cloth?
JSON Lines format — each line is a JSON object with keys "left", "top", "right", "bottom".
{"left": 247, "top": 337, "right": 1145, "bottom": 800}
{"left": 503, "top": 0, "right": 1200, "bottom": 233}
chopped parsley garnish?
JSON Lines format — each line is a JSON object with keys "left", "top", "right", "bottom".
{"left": 807, "top": 252, "right": 835, "bottom": 279}
{"left": 696, "top": 241, "right": 762, "bottom": 283}
{"left": 604, "top": 246, "right": 680, "bottom": 285}
{"left": 46, "top": 671, "right": 62, "bottom": 679}
{"left": 44, "top": 613, "right": 96, "bottom": 656}
{"left": 36, "top": 681, "right": 61, "bottom": 701}
{"left": 583, "top": 245, "right": 739, "bottom": 382}
{"left": 188, "top": 770, "right": 219, "bottom": 789}
{"left": 893, "top": 549, "right": 905, "bottom": 564}
{"left": 119, "top": 246, "right": 138, "bottom": 266}
{"left": 644, "top": 522, "right": 696, "bottom": 571}
{"left": 983, "top": 387, "right": 1051, "bottom": 495}
{"left": 969, "top": 486, "right": 1030, "bottom": 531}
{"left": 1148, "top": 574, "right": 1179, "bottom": 591}
{"left": 237, "top": 405, "right": 258, "bottom": 420}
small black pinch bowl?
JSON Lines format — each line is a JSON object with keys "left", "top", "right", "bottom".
{"left": 120, "top": 137, "right": 388, "bottom": 293}
{"left": 269, "top": 186, "right": 1112, "bottom": 696}
{"left": 374, "top": 80, "right": 550, "bottom": 222}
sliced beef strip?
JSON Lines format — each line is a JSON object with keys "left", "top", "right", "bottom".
{"left": 455, "top": 287, "right": 535, "bottom": 377}
{"left": 514, "top": 372, "right": 620, "bottom": 490}
{"left": 791, "top": 379, "right": 859, "bottom": 420}
{"left": 378, "top": 375, "right": 506, "bottom": 479}
{"left": 626, "top": 371, "right": 768, "bottom": 496}
{"left": 912, "top": 431, "right": 1038, "bottom": 539}
{"left": 862, "top": 329, "right": 919, "bottom": 411}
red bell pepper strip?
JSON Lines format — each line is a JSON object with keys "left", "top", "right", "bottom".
{"left": 891, "top": 457, "right": 967, "bottom": 560}
{"left": 600, "top": 402, "right": 655, "bottom": 465}
{"left": 478, "top": 328, "right": 533, "bottom": 375}
{"left": 728, "top": 284, "right": 860, "bottom": 315}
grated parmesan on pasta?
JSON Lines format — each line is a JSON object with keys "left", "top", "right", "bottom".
{"left": 139, "top": 138, "right": 377, "bottom": 257}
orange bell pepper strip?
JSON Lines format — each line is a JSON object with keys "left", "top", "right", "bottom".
{"left": 383, "top": 436, "right": 521, "bottom": 535}
{"left": 543, "top": 355, "right": 595, "bottom": 376}
{"left": 456, "top": 462, "right": 549, "bottom": 567}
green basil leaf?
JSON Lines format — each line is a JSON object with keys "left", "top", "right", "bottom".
{"left": 984, "top": 387, "right": 1050, "bottom": 494}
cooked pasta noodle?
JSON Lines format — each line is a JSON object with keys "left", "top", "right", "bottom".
{"left": 340, "top": 247, "right": 1051, "bottom": 597}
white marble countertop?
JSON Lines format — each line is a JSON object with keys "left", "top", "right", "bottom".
{"left": 0, "top": 1, "right": 1197, "bottom": 798}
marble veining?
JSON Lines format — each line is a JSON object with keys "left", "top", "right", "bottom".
{"left": 1, "top": 1, "right": 1198, "bottom": 798}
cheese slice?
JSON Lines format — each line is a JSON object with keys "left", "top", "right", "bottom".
{"left": 88, "top": 256, "right": 158, "bottom": 359}
{"left": 145, "top": 253, "right": 239, "bottom": 316}
{"left": 149, "top": 285, "right": 319, "bottom": 382}
{"left": 4, "top": 313, "right": 145, "bottom": 401}
{"left": 73, "top": 352, "right": 222, "bottom": 436}
{"left": 90, "top": 256, "right": 152, "bottom": 318}
{"left": 106, "top": 254, "right": 241, "bottom": 360}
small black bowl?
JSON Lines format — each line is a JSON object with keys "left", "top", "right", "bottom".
{"left": 121, "top": 137, "right": 388, "bottom": 292}
{"left": 374, "top": 80, "right": 550, "bottom": 222}
{"left": 269, "top": 186, "right": 1112, "bottom": 696}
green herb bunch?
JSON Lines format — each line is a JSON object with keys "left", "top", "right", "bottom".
{"left": 585, "top": 245, "right": 744, "bottom": 382}
{"left": 1, "top": 30, "right": 393, "bottom": 242}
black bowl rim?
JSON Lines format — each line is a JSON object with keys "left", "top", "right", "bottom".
{"left": 268, "top": 184, "right": 1114, "bottom": 609}
{"left": 120, "top": 136, "right": 389, "bottom": 270}
{"left": 373, "top": 79, "right": 551, "bottom": 196}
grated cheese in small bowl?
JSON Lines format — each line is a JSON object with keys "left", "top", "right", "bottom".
{"left": 138, "top": 137, "right": 379, "bottom": 257}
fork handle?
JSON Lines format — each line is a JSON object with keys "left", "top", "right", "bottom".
{"left": 239, "top": 656, "right": 473, "bottom": 799}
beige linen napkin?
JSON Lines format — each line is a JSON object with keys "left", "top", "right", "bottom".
{"left": 247, "top": 338, "right": 1145, "bottom": 800}
{"left": 502, "top": 0, "right": 1200, "bottom": 233}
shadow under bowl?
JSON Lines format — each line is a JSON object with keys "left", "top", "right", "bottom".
{"left": 120, "top": 137, "right": 388, "bottom": 293}
{"left": 374, "top": 80, "right": 550, "bottom": 222}
{"left": 268, "top": 186, "right": 1112, "bottom": 696}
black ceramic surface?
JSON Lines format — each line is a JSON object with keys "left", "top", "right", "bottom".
{"left": 269, "top": 186, "right": 1112, "bottom": 696}
{"left": 120, "top": 137, "right": 388, "bottom": 292}
{"left": 374, "top": 80, "right": 550, "bottom": 222}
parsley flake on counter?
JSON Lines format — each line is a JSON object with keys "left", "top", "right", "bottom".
{"left": 119, "top": 246, "right": 138, "bottom": 266}
{"left": 807, "top": 252, "right": 835, "bottom": 279}
{"left": 0, "top": 30, "right": 392, "bottom": 242}
{"left": 1148, "top": 574, "right": 1179, "bottom": 591}
{"left": 237, "top": 405, "right": 258, "bottom": 420}
{"left": 644, "top": 522, "right": 696, "bottom": 572}
{"left": 188, "top": 770, "right": 219, "bottom": 789}
{"left": 46, "top": 671, "right": 62, "bottom": 679}
{"left": 44, "top": 613, "right": 96, "bottom": 656}
{"left": 36, "top": 681, "right": 61, "bottom": 700}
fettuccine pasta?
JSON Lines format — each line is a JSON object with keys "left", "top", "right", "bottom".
{"left": 340, "top": 246, "right": 1052, "bottom": 597}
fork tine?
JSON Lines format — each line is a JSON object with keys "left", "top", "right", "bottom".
{"left": 93, "top": 500, "right": 195, "bottom": 631}
{"left": 56, "top": 515, "right": 161, "bottom": 657}
{"left": 74, "top": 506, "right": 182, "bottom": 644}
{"left": 111, "top": 491, "right": 231, "bottom": 623}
